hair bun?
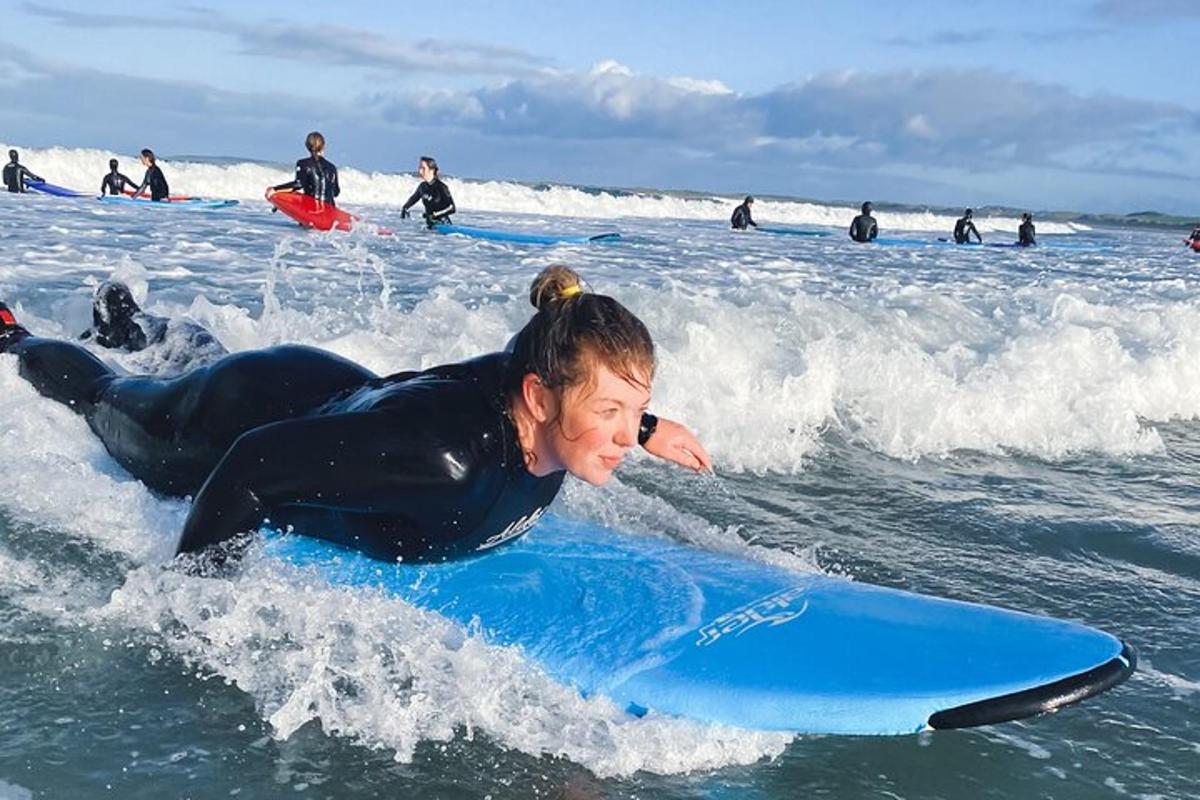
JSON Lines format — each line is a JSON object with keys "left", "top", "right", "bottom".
{"left": 528, "top": 265, "right": 584, "bottom": 311}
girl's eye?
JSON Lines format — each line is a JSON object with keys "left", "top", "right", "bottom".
{"left": 599, "top": 408, "right": 619, "bottom": 418}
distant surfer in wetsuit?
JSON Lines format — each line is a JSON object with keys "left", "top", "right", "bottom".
{"left": 100, "top": 159, "right": 137, "bottom": 197}
{"left": 1187, "top": 223, "right": 1200, "bottom": 247}
{"left": 130, "top": 149, "right": 169, "bottom": 201}
{"left": 401, "top": 156, "right": 456, "bottom": 228}
{"left": 849, "top": 201, "right": 878, "bottom": 243}
{"left": 731, "top": 196, "right": 757, "bottom": 230}
{"left": 0, "top": 266, "right": 710, "bottom": 565}
{"left": 953, "top": 208, "right": 983, "bottom": 244}
{"left": 266, "top": 131, "right": 340, "bottom": 205}
{"left": 3, "top": 150, "right": 43, "bottom": 193}
{"left": 1018, "top": 213, "right": 1036, "bottom": 247}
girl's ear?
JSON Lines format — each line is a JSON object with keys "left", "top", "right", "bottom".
{"left": 521, "top": 373, "right": 557, "bottom": 424}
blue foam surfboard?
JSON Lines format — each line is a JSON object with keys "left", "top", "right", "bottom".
{"left": 934, "top": 237, "right": 1117, "bottom": 253}
{"left": 432, "top": 223, "right": 620, "bottom": 245}
{"left": 266, "top": 515, "right": 1134, "bottom": 734}
{"left": 758, "top": 226, "right": 831, "bottom": 238}
{"left": 25, "top": 180, "right": 87, "bottom": 198}
{"left": 99, "top": 195, "right": 239, "bottom": 209}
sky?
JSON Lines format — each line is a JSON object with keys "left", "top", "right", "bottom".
{"left": 1, "top": 0, "right": 1198, "bottom": 214}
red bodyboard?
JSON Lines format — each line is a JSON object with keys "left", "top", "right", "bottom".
{"left": 268, "top": 191, "right": 356, "bottom": 232}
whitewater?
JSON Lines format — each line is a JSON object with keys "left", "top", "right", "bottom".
{"left": 1, "top": 143, "right": 1087, "bottom": 233}
{"left": 0, "top": 153, "right": 1196, "bottom": 799}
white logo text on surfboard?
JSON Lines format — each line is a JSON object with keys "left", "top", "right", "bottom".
{"left": 696, "top": 586, "right": 810, "bottom": 646}
{"left": 477, "top": 507, "right": 546, "bottom": 550}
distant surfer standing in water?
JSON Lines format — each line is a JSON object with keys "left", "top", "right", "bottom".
{"left": 0, "top": 266, "right": 710, "bottom": 565}
{"left": 1018, "top": 213, "right": 1036, "bottom": 247}
{"left": 849, "top": 201, "right": 878, "bottom": 243}
{"left": 731, "top": 196, "right": 757, "bottom": 230}
{"left": 3, "top": 149, "right": 43, "bottom": 193}
{"left": 953, "top": 208, "right": 983, "bottom": 244}
{"left": 266, "top": 131, "right": 340, "bottom": 205}
{"left": 401, "top": 156, "right": 456, "bottom": 227}
{"left": 130, "top": 149, "right": 169, "bottom": 202}
{"left": 100, "top": 159, "right": 137, "bottom": 197}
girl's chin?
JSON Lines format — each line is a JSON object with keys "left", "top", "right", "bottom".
{"left": 578, "top": 467, "right": 616, "bottom": 486}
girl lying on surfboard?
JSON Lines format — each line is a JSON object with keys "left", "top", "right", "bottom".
{"left": 0, "top": 266, "right": 709, "bottom": 565}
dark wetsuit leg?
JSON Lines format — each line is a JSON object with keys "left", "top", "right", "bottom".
{"left": 5, "top": 339, "right": 376, "bottom": 496}
{"left": 4, "top": 337, "right": 115, "bottom": 416}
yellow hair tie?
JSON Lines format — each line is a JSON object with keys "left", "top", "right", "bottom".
{"left": 560, "top": 284, "right": 583, "bottom": 299}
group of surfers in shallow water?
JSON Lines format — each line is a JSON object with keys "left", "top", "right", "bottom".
{"left": 0, "top": 266, "right": 712, "bottom": 567}
{"left": 263, "top": 131, "right": 456, "bottom": 227}
{"left": 7, "top": 146, "right": 169, "bottom": 201}
{"left": 732, "top": 195, "right": 1040, "bottom": 247}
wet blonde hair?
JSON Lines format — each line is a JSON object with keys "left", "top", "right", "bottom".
{"left": 305, "top": 131, "right": 326, "bottom": 155}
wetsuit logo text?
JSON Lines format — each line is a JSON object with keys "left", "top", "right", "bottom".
{"left": 477, "top": 506, "right": 547, "bottom": 550}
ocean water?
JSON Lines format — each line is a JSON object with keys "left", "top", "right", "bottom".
{"left": 0, "top": 160, "right": 1197, "bottom": 799}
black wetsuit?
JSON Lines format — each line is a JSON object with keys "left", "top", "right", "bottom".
{"left": 731, "top": 203, "right": 757, "bottom": 230}
{"left": 1018, "top": 220, "right": 1036, "bottom": 247}
{"left": 101, "top": 171, "right": 137, "bottom": 196}
{"left": 134, "top": 165, "right": 169, "bottom": 201}
{"left": 403, "top": 179, "right": 455, "bottom": 226}
{"left": 272, "top": 156, "right": 340, "bottom": 205}
{"left": 79, "top": 281, "right": 226, "bottom": 365}
{"left": 0, "top": 333, "right": 564, "bottom": 563}
{"left": 953, "top": 216, "right": 981, "bottom": 244}
{"left": 3, "top": 162, "right": 43, "bottom": 193}
{"left": 849, "top": 213, "right": 878, "bottom": 243}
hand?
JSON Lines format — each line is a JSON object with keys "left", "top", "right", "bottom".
{"left": 400, "top": 208, "right": 410, "bottom": 220}
{"left": 642, "top": 416, "right": 713, "bottom": 474}
{"left": 264, "top": 187, "right": 274, "bottom": 199}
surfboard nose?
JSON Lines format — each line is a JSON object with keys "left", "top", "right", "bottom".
{"left": 928, "top": 641, "right": 1137, "bottom": 729}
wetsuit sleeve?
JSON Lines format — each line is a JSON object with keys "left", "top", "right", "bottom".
{"left": 401, "top": 185, "right": 423, "bottom": 211}
{"left": 430, "top": 183, "right": 456, "bottom": 219}
{"left": 175, "top": 408, "right": 478, "bottom": 556}
{"left": 25, "top": 167, "right": 43, "bottom": 184}
{"left": 331, "top": 166, "right": 340, "bottom": 199}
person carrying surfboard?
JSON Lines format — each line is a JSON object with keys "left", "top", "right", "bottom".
{"left": 0, "top": 266, "right": 710, "bottom": 566}
{"left": 3, "top": 149, "right": 43, "bottom": 193}
{"left": 953, "top": 208, "right": 983, "bottom": 244}
{"left": 100, "top": 159, "right": 137, "bottom": 197}
{"left": 731, "top": 196, "right": 757, "bottom": 230}
{"left": 266, "top": 131, "right": 340, "bottom": 206}
{"left": 849, "top": 201, "right": 878, "bottom": 243}
{"left": 130, "top": 149, "right": 170, "bottom": 202}
{"left": 401, "top": 156, "right": 456, "bottom": 228}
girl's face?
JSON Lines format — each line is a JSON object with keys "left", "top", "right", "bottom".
{"left": 417, "top": 160, "right": 434, "bottom": 181}
{"left": 545, "top": 363, "right": 650, "bottom": 486}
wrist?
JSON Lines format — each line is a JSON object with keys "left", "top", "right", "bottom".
{"left": 638, "top": 413, "right": 659, "bottom": 447}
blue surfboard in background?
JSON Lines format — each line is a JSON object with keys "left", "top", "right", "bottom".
{"left": 25, "top": 180, "right": 87, "bottom": 198}
{"left": 267, "top": 515, "right": 1135, "bottom": 735}
{"left": 758, "top": 226, "right": 832, "bottom": 238}
{"left": 432, "top": 223, "right": 620, "bottom": 245}
{"left": 99, "top": 195, "right": 239, "bottom": 210}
